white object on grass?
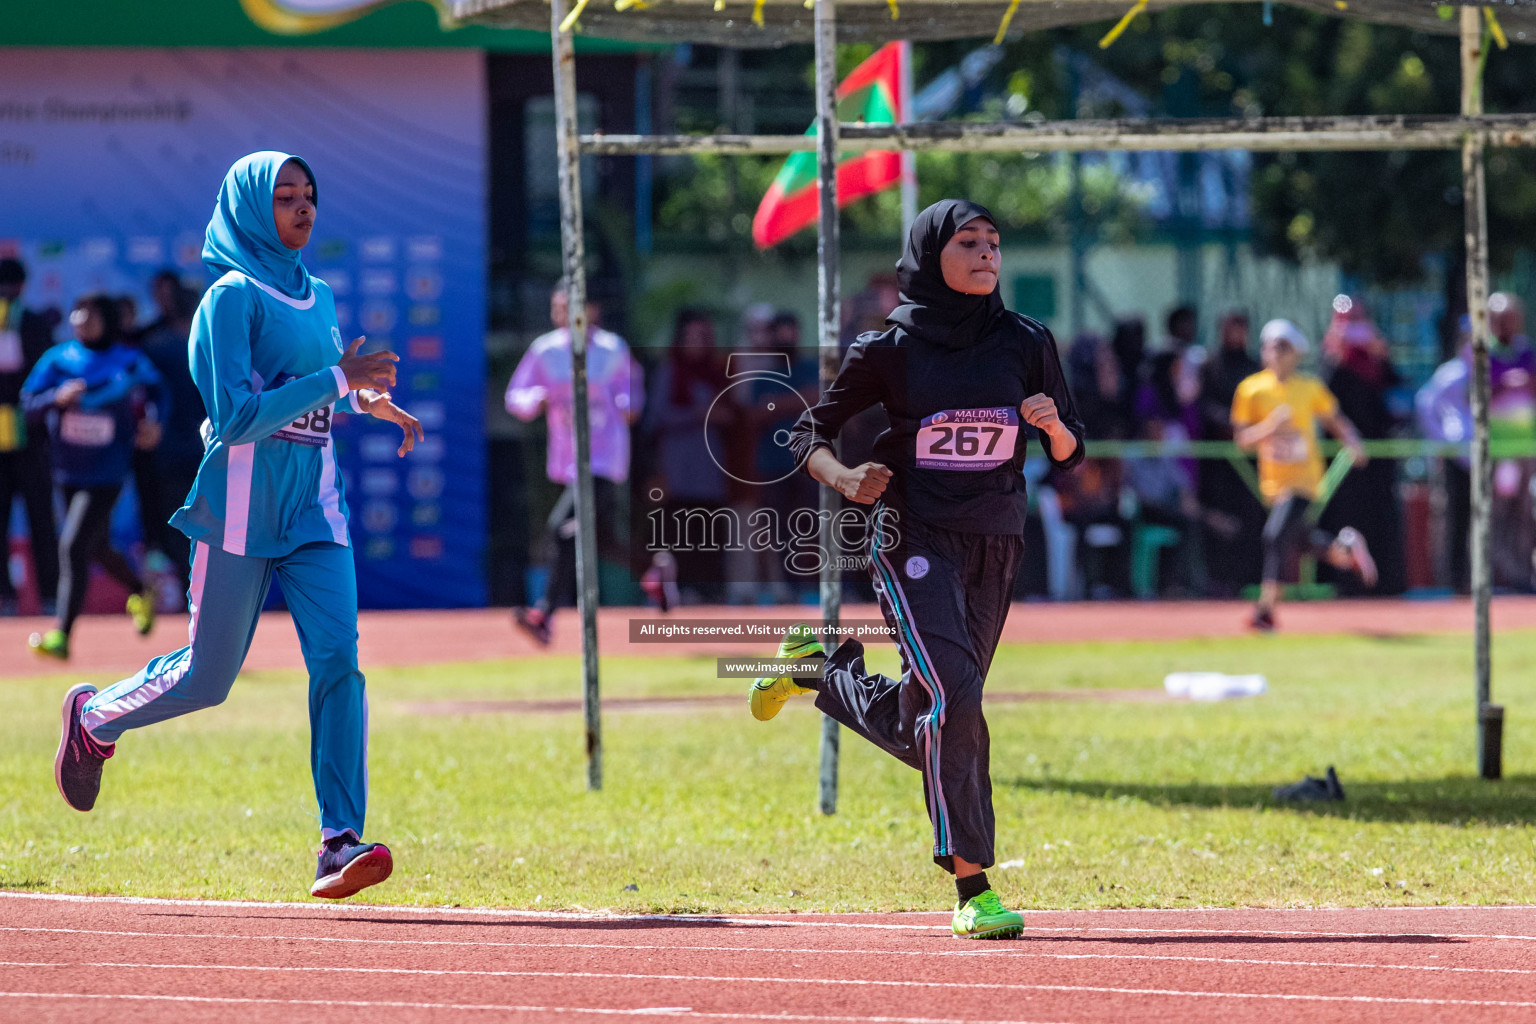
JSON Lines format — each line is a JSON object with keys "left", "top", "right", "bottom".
{"left": 1164, "top": 672, "right": 1268, "bottom": 702}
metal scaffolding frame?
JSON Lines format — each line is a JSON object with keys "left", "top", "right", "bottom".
{"left": 812, "top": 0, "right": 844, "bottom": 814}
{"left": 531, "top": 0, "right": 1522, "bottom": 796}
{"left": 551, "top": 0, "right": 604, "bottom": 791}
{"left": 581, "top": 113, "right": 1536, "bottom": 154}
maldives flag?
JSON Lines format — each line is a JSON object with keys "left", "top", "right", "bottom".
{"left": 752, "top": 42, "right": 906, "bottom": 249}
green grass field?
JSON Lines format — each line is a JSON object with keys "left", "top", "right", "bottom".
{"left": 2, "top": 628, "right": 1534, "bottom": 912}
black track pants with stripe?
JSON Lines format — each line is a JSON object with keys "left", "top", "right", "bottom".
{"left": 814, "top": 506, "right": 1023, "bottom": 873}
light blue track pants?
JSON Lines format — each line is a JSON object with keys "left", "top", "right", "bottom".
{"left": 80, "top": 540, "right": 368, "bottom": 839}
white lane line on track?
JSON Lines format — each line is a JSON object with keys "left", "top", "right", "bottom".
{"left": 5, "top": 925, "right": 1532, "bottom": 976}
{"left": 9, "top": 917, "right": 1536, "bottom": 944}
{"left": 7, "top": 888, "right": 1531, "bottom": 915}
{"left": 6, "top": 890, "right": 1533, "bottom": 931}
{"left": 0, "top": 992, "right": 1070, "bottom": 1024}
{"left": 9, "top": 961, "right": 1536, "bottom": 1010}
{"left": 663, "top": 920, "right": 1536, "bottom": 941}
{"left": 0, "top": 891, "right": 929, "bottom": 930}
{"left": 1022, "top": 924, "right": 1536, "bottom": 940}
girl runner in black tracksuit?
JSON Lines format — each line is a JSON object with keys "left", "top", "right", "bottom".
{"left": 772, "top": 200, "right": 1084, "bottom": 938}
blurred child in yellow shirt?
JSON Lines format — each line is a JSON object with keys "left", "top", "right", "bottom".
{"left": 1231, "top": 319, "right": 1377, "bottom": 630}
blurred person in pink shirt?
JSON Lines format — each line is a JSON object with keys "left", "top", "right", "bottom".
{"left": 505, "top": 281, "right": 644, "bottom": 644}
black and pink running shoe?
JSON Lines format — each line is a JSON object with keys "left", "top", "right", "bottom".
{"left": 311, "top": 834, "right": 394, "bottom": 899}
{"left": 55, "top": 682, "right": 114, "bottom": 812}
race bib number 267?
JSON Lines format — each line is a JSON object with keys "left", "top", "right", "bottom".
{"left": 915, "top": 407, "right": 1018, "bottom": 471}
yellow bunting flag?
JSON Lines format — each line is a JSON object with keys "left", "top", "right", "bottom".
{"left": 557, "top": 0, "right": 590, "bottom": 32}
{"left": 1484, "top": 6, "right": 1509, "bottom": 48}
{"left": 993, "top": 0, "right": 1022, "bottom": 44}
{"left": 1099, "top": 0, "right": 1148, "bottom": 48}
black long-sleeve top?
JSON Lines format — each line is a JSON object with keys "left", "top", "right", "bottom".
{"left": 0, "top": 307, "right": 55, "bottom": 409}
{"left": 789, "top": 312, "right": 1086, "bottom": 535}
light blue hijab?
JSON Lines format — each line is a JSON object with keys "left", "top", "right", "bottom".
{"left": 203, "top": 151, "right": 317, "bottom": 300}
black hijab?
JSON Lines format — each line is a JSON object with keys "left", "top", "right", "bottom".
{"left": 887, "top": 199, "right": 1006, "bottom": 351}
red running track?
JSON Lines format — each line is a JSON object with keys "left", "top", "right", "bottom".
{"left": 3, "top": 892, "right": 1536, "bottom": 1023}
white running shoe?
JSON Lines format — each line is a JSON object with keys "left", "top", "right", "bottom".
{"left": 1337, "top": 527, "right": 1377, "bottom": 588}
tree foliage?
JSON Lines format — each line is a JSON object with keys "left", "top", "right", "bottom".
{"left": 971, "top": 6, "right": 1536, "bottom": 284}
{"left": 653, "top": 10, "right": 1536, "bottom": 283}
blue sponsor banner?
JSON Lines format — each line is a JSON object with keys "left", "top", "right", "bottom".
{"left": 0, "top": 48, "right": 487, "bottom": 607}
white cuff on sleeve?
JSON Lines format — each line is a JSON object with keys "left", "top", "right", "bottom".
{"left": 348, "top": 389, "right": 365, "bottom": 414}
{"left": 328, "top": 365, "right": 348, "bottom": 401}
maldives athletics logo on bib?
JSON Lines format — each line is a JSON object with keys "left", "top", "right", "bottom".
{"left": 331, "top": 326, "right": 344, "bottom": 354}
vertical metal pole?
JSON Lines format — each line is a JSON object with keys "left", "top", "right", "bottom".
{"left": 898, "top": 39, "right": 918, "bottom": 237}
{"left": 815, "top": 0, "right": 842, "bottom": 816}
{"left": 1461, "top": 6, "right": 1497, "bottom": 780}
{"left": 551, "top": 0, "right": 603, "bottom": 791}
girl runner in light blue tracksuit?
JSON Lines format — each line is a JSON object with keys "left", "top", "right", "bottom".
{"left": 53, "top": 151, "right": 423, "bottom": 900}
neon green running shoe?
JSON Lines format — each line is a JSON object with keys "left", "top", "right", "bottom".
{"left": 126, "top": 589, "right": 156, "bottom": 637}
{"left": 28, "top": 628, "right": 70, "bottom": 661}
{"left": 749, "top": 623, "right": 823, "bottom": 722}
{"left": 952, "top": 889, "right": 1024, "bottom": 940}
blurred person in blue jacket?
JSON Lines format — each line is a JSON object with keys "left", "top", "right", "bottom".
{"left": 23, "top": 293, "right": 165, "bottom": 659}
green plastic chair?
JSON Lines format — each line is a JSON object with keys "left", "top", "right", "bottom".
{"left": 1131, "top": 523, "right": 1181, "bottom": 599}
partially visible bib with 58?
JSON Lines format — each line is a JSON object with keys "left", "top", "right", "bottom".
{"left": 265, "top": 370, "right": 333, "bottom": 448}
{"left": 271, "top": 406, "right": 333, "bottom": 447}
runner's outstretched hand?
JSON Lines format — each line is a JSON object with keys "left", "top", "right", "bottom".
{"left": 54, "top": 379, "right": 87, "bottom": 408}
{"left": 339, "top": 336, "right": 398, "bottom": 392}
{"left": 134, "top": 419, "right": 163, "bottom": 451}
{"left": 836, "top": 462, "right": 892, "bottom": 504}
{"left": 360, "top": 391, "right": 424, "bottom": 457}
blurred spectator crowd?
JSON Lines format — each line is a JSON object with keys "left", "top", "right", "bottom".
{"left": 5, "top": 247, "right": 1529, "bottom": 619}
{"left": 526, "top": 274, "right": 1533, "bottom": 607}
{"left": 1055, "top": 291, "right": 1530, "bottom": 601}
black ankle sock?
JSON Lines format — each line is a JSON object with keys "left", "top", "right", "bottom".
{"left": 956, "top": 872, "right": 990, "bottom": 904}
